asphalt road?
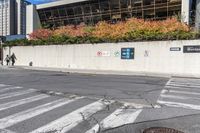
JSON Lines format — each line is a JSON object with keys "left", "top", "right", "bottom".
{"left": 0, "top": 67, "right": 200, "bottom": 133}
{"left": 0, "top": 67, "right": 168, "bottom": 105}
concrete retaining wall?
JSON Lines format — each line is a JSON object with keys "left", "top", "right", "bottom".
{"left": 3, "top": 40, "right": 200, "bottom": 76}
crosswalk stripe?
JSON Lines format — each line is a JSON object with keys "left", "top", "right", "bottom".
{"left": 30, "top": 100, "right": 113, "bottom": 133}
{"left": 85, "top": 108, "right": 142, "bottom": 133}
{"left": 157, "top": 100, "right": 200, "bottom": 110}
{"left": 0, "top": 89, "right": 36, "bottom": 100}
{"left": 0, "top": 86, "right": 23, "bottom": 93}
{"left": 0, "top": 94, "right": 50, "bottom": 111}
{"left": 0, "top": 84, "right": 10, "bottom": 87}
{"left": 0, "top": 129, "right": 16, "bottom": 133}
{"left": 0, "top": 97, "right": 84, "bottom": 129}
{"left": 161, "top": 89, "right": 168, "bottom": 94}
{"left": 167, "top": 83, "right": 200, "bottom": 88}
{"left": 160, "top": 94, "right": 189, "bottom": 100}
{"left": 166, "top": 79, "right": 173, "bottom": 86}
{"left": 171, "top": 78, "right": 200, "bottom": 83}
{"left": 165, "top": 85, "right": 200, "bottom": 91}
{"left": 158, "top": 78, "right": 200, "bottom": 111}
{"left": 167, "top": 90, "right": 200, "bottom": 95}
{"left": 169, "top": 81, "right": 200, "bottom": 86}
{"left": 160, "top": 94, "right": 200, "bottom": 100}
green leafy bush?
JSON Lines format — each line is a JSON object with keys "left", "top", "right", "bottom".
{"left": 4, "top": 18, "right": 200, "bottom": 47}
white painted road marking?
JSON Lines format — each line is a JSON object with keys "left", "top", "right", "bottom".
{"left": 0, "top": 129, "right": 16, "bottom": 133}
{"left": 157, "top": 78, "right": 200, "bottom": 111}
{"left": 0, "top": 94, "right": 49, "bottom": 111}
{"left": 30, "top": 100, "right": 113, "bottom": 133}
{"left": 0, "top": 84, "right": 10, "bottom": 87}
{"left": 164, "top": 89, "right": 200, "bottom": 96}
{"left": 0, "top": 84, "right": 145, "bottom": 132}
{"left": 165, "top": 78, "right": 173, "bottom": 86}
{"left": 0, "top": 97, "right": 83, "bottom": 129}
{"left": 0, "top": 89, "right": 36, "bottom": 100}
{"left": 160, "top": 94, "right": 200, "bottom": 100}
{"left": 165, "top": 85, "right": 200, "bottom": 92}
{"left": 169, "top": 80, "right": 200, "bottom": 86}
{"left": 157, "top": 100, "right": 200, "bottom": 110}
{"left": 85, "top": 108, "right": 142, "bottom": 133}
{"left": 0, "top": 86, "right": 23, "bottom": 93}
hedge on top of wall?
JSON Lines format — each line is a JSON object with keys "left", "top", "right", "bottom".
{"left": 4, "top": 18, "right": 200, "bottom": 47}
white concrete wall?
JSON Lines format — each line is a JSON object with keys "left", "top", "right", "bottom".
{"left": 3, "top": 40, "right": 200, "bottom": 76}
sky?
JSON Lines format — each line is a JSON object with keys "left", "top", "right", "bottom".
{"left": 26, "top": 0, "right": 57, "bottom": 4}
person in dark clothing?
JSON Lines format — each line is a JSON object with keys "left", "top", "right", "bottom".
{"left": 5, "top": 55, "right": 10, "bottom": 66}
{"left": 10, "top": 53, "right": 17, "bottom": 66}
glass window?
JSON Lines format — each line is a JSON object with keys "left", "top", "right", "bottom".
{"left": 120, "top": 0, "right": 130, "bottom": 8}
{"left": 102, "top": 14, "right": 111, "bottom": 21}
{"left": 100, "top": 1, "right": 110, "bottom": 13}
{"left": 74, "top": 6, "right": 82, "bottom": 15}
{"left": 93, "top": 16, "right": 102, "bottom": 24}
{"left": 44, "top": 10, "right": 52, "bottom": 19}
{"left": 83, "top": 5, "right": 91, "bottom": 14}
{"left": 84, "top": 17, "right": 92, "bottom": 25}
{"left": 76, "top": 17, "right": 84, "bottom": 24}
{"left": 66, "top": 8, "right": 74, "bottom": 16}
{"left": 68, "top": 19, "right": 76, "bottom": 25}
{"left": 38, "top": 11, "right": 46, "bottom": 20}
{"left": 132, "top": 0, "right": 142, "bottom": 7}
{"left": 110, "top": 0, "right": 120, "bottom": 10}
{"left": 155, "top": 0, "right": 167, "bottom": 4}
{"left": 64, "top": 20, "right": 69, "bottom": 25}
{"left": 59, "top": 8, "right": 67, "bottom": 17}
{"left": 91, "top": 3, "right": 100, "bottom": 13}
{"left": 143, "top": 0, "right": 154, "bottom": 5}
{"left": 52, "top": 9, "right": 59, "bottom": 18}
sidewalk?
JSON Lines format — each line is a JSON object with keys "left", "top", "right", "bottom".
{"left": 2, "top": 65, "right": 200, "bottom": 79}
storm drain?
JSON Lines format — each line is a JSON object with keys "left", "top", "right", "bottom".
{"left": 143, "top": 127, "right": 184, "bottom": 133}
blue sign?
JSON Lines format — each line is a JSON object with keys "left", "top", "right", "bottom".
{"left": 121, "top": 48, "right": 134, "bottom": 59}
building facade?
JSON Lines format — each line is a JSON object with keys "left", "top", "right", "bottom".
{"left": 196, "top": 0, "right": 200, "bottom": 30}
{"left": 0, "top": 0, "right": 198, "bottom": 36}
{"left": 16, "top": 0, "right": 28, "bottom": 35}
{"left": 36, "top": 0, "right": 196, "bottom": 28}
{"left": 0, "top": 0, "right": 29, "bottom": 36}
{"left": 0, "top": 0, "right": 15, "bottom": 36}
{"left": 26, "top": 4, "right": 41, "bottom": 35}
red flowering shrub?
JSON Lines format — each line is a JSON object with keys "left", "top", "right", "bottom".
{"left": 29, "top": 29, "right": 53, "bottom": 40}
{"left": 53, "top": 23, "right": 91, "bottom": 37}
{"left": 13, "top": 18, "right": 196, "bottom": 46}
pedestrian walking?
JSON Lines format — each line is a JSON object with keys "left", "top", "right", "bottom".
{"left": 4, "top": 55, "right": 10, "bottom": 66}
{"left": 10, "top": 53, "right": 17, "bottom": 66}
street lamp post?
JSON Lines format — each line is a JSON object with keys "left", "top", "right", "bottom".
{"left": 0, "top": 38, "right": 3, "bottom": 65}
{"left": 0, "top": 36, "right": 6, "bottom": 66}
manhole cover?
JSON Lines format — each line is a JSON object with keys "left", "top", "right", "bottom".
{"left": 143, "top": 127, "right": 184, "bottom": 133}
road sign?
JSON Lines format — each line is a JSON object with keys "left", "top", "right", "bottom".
{"left": 183, "top": 45, "right": 200, "bottom": 53}
{"left": 121, "top": 48, "right": 134, "bottom": 59}
{"left": 97, "top": 51, "right": 102, "bottom": 56}
{"left": 170, "top": 47, "right": 181, "bottom": 51}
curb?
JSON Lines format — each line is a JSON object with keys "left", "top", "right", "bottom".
{"left": 16, "top": 66, "right": 172, "bottom": 78}
{"left": 2, "top": 65, "right": 200, "bottom": 79}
